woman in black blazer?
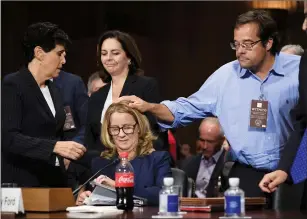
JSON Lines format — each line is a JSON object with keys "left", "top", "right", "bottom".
{"left": 2, "top": 22, "right": 86, "bottom": 187}
{"left": 85, "top": 30, "right": 167, "bottom": 152}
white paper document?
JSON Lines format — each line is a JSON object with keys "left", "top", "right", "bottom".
{"left": 66, "top": 205, "right": 123, "bottom": 213}
{"left": 86, "top": 181, "right": 147, "bottom": 206}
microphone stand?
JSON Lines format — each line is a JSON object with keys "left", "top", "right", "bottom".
{"left": 72, "top": 158, "right": 118, "bottom": 196}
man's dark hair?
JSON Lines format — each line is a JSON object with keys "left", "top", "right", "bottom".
{"left": 235, "top": 10, "right": 280, "bottom": 55}
{"left": 23, "top": 22, "right": 71, "bottom": 63}
{"left": 97, "top": 30, "right": 143, "bottom": 83}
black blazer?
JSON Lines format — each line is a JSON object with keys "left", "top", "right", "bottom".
{"left": 181, "top": 151, "right": 225, "bottom": 197}
{"left": 1, "top": 67, "right": 67, "bottom": 187}
{"left": 53, "top": 71, "right": 89, "bottom": 144}
{"left": 278, "top": 52, "right": 307, "bottom": 175}
{"left": 85, "top": 74, "right": 166, "bottom": 151}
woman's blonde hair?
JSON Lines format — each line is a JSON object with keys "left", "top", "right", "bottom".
{"left": 101, "top": 100, "right": 157, "bottom": 159}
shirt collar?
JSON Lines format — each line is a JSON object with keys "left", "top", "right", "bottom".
{"left": 238, "top": 52, "right": 285, "bottom": 78}
{"left": 201, "top": 148, "right": 223, "bottom": 164}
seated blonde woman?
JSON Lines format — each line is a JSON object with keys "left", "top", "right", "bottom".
{"left": 76, "top": 101, "right": 172, "bottom": 206}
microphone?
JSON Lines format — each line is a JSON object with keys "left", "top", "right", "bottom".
{"left": 72, "top": 158, "right": 119, "bottom": 196}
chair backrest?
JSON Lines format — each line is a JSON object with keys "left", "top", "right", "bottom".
{"left": 220, "top": 161, "right": 235, "bottom": 191}
{"left": 187, "top": 177, "right": 195, "bottom": 197}
{"left": 222, "top": 161, "right": 235, "bottom": 178}
{"left": 171, "top": 168, "right": 188, "bottom": 197}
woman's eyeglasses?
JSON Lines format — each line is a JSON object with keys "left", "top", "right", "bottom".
{"left": 108, "top": 123, "right": 137, "bottom": 136}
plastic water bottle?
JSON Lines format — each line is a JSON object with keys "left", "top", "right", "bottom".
{"left": 224, "top": 177, "right": 245, "bottom": 217}
{"left": 159, "top": 177, "right": 179, "bottom": 216}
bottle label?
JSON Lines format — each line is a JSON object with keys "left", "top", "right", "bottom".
{"left": 115, "top": 173, "right": 134, "bottom": 187}
{"left": 225, "top": 196, "right": 241, "bottom": 214}
{"left": 167, "top": 194, "right": 179, "bottom": 212}
{"left": 159, "top": 194, "right": 168, "bottom": 213}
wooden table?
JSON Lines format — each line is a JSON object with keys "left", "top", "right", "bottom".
{"left": 2, "top": 208, "right": 307, "bottom": 219}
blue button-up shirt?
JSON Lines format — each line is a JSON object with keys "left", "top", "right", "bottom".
{"left": 160, "top": 53, "right": 300, "bottom": 170}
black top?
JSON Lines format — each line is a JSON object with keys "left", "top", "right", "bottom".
{"left": 278, "top": 51, "right": 307, "bottom": 177}
{"left": 85, "top": 74, "right": 167, "bottom": 151}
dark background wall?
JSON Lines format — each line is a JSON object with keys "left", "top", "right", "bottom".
{"left": 2, "top": 1, "right": 306, "bottom": 152}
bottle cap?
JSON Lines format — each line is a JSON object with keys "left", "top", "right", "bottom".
{"left": 229, "top": 177, "right": 240, "bottom": 187}
{"left": 163, "top": 177, "right": 174, "bottom": 186}
{"left": 119, "top": 152, "right": 129, "bottom": 158}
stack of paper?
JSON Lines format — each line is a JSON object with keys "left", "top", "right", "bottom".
{"left": 87, "top": 181, "right": 148, "bottom": 206}
{"left": 66, "top": 205, "right": 124, "bottom": 213}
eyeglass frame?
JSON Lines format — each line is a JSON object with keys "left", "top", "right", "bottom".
{"left": 230, "top": 39, "right": 262, "bottom": 51}
{"left": 108, "top": 123, "right": 138, "bottom": 136}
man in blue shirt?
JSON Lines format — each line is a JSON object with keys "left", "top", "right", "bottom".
{"left": 119, "top": 10, "right": 300, "bottom": 199}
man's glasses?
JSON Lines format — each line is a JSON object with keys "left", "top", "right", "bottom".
{"left": 108, "top": 123, "right": 137, "bottom": 136}
{"left": 230, "top": 39, "right": 262, "bottom": 51}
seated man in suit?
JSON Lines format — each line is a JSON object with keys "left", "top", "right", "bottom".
{"left": 87, "top": 71, "right": 107, "bottom": 97}
{"left": 281, "top": 44, "right": 304, "bottom": 56}
{"left": 181, "top": 117, "right": 225, "bottom": 198}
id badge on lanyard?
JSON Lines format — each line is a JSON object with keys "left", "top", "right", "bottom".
{"left": 63, "top": 106, "right": 76, "bottom": 131}
{"left": 249, "top": 94, "right": 268, "bottom": 128}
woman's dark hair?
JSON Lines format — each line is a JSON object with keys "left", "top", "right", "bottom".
{"left": 97, "top": 30, "right": 143, "bottom": 83}
{"left": 235, "top": 10, "right": 280, "bottom": 55}
{"left": 23, "top": 22, "right": 71, "bottom": 63}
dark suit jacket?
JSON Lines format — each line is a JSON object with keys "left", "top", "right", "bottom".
{"left": 53, "top": 71, "right": 88, "bottom": 144}
{"left": 85, "top": 74, "right": 167, "bottom": 152}
{"left": 1, "top": 67, "right": 67, "bottom": 187}
{"left": 181, "top": 151, "right": 225, "bottom": 197}
{"left": 278, "top": 52, "right": 307, "bottom": 175}
{"left": 91, "top": 151, "right": 172, "bottom": 206}
{"left": 54, "top": 71, "right": 90, "bottom": 189}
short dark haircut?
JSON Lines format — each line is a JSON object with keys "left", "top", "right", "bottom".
{"left": 23, "top": 22, "right": 71, "bottom": 63}
{"left": 97, "top": 30, "right": 143, "bottom": 83}
{"left": 235, "top": 10, "right": 280, "bottom": 55}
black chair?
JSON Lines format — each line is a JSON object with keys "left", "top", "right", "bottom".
{"left": 273, "top": 181, "right": 305, "bottom": 210}
{"left": 171, "top": 168, "right": 188, "bottom": 197}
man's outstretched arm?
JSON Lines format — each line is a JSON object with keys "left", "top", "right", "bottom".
{"left": 118, "top": 95, "right": 175, "bottom": 122}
